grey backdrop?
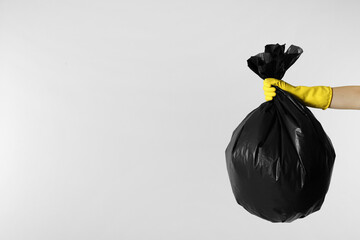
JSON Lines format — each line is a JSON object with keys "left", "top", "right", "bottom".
{"left": 1, "top": 0, "right": 360, "bottom": 239}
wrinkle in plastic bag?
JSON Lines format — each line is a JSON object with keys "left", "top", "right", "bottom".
{"left": 225, "top": 44, "right": 335, "bottom": 222}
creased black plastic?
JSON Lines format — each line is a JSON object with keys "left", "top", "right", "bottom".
{"left": 247, "top": 44, "right": 303, "bottom": 80}
{"left": 225, "top": 44, "right": 335, "bottom": 222}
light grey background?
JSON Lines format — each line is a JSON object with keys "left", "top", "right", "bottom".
{"left": 1, "top": 0, "right": 360, "bottom": 239}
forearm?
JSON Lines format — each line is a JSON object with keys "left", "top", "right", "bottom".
{"left": 329, "top": 86, "right": 360, "bottom": 109}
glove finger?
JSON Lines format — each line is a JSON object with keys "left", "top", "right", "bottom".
{"left": 264, "top": 78, "right": 280, "bottom": 86}
{"left": 263, "top": 82, "right": 272, "bottom": 88}
{"left": 263, "top": 85, "right": 276, "bottom": 92}
{"left": 265, "top": 91, "right": 276, "bottom": 97}
{"left": 265, "top": 96, "right": 273, "bottom": 101}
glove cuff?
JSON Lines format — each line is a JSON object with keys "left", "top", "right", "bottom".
{"left": 323, "top": 87, "right": 333, "bottom": 110}
{"left": 292, "top": 86, "right": 333, "bottom": 110}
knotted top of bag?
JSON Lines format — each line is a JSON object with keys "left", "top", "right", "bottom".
{"left": 247, "top": 44, "right": 303, "bottom": 80}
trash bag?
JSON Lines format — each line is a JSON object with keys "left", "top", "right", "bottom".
{"left": 225, "top": 44, "right": 336, "bottom": 222}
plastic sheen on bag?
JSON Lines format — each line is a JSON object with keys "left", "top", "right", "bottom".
{"left": 225, "top": 44, "right": 335, "bottom": 222}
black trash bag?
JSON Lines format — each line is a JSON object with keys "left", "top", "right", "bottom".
{"left": 225, "top": 44, "right": 335, "bottom": 223}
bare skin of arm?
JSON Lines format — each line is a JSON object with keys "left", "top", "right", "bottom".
{"left": 329, "top": 86, "right": 360, "bottom": 109}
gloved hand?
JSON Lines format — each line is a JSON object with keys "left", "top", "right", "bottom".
{"left": 263, "top": 78, "right": 333, "bottom": 110}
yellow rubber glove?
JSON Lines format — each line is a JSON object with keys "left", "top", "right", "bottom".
{"left": 263, "top": 78, "right": 333, "bottom": 110}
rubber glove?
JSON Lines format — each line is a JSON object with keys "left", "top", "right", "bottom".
{"left": 263, "top": 78, "right": 333, "bottom": 110}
